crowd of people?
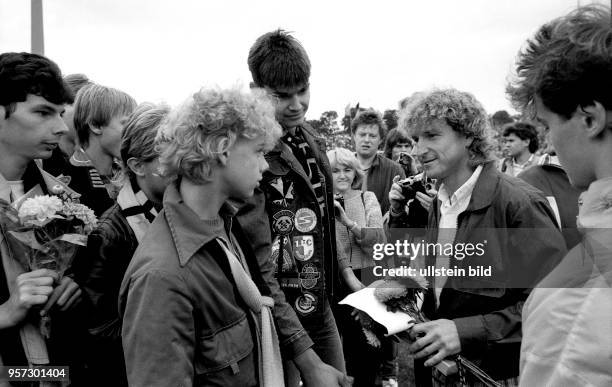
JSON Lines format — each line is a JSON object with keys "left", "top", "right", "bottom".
{"left": 0, "top": 4, "right": 611, "bottom": 387}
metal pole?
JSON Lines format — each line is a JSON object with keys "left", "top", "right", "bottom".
{"left": 31, "top": 0, "right": 44, "bottom": 55}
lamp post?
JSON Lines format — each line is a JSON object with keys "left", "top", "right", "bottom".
{"left": 31, "top": 0, "right": 44, "bottom": 55}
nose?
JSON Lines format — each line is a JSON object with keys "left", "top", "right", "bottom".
{"left": 260, "top": 157, "right": 269, "bottom": 173}
{"left": 288, "top": 95, "right": 301, "bottom": 111}
{"left": 413, "top": 139, "right": 427, "bottom": 157}
{"left": 53, "top": 117, "right": 69, "bottom": 136}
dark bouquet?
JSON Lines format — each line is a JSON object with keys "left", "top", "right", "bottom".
{"left": 357, "top": 274, "right": 428, "bottom": 347}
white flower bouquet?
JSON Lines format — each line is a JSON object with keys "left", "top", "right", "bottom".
{"left": 5, "top": 195, "right": 97, "bottom": 276}
{"left": 0, "top": 195, "right": 96, "bottom": 337}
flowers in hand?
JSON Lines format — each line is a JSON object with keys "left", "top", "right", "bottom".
{"left": 18, "top": 195, "right": 63, "bottom": 226}
{"left": 18, "top": 195, "right": 97, "bottom": 232}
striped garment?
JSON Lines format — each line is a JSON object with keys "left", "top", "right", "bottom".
{"left": 282, "top": 128, "right": 326, "bottom": 215}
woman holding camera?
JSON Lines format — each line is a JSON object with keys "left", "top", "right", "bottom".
{"left": 327, "top": 147, "right": 393, "bottom": 387}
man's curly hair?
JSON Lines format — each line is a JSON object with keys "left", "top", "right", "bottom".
{"left": 507, "top": 5, "right": 612, "bottom": 119}
{"left": 0, "top": 52, "right": 73, "bottom": 117}
{"left": 156, "top": 87, "right": 282, "bottom": 183}
{"left": 398, "top": 88, "right": 494, "bottom": 167}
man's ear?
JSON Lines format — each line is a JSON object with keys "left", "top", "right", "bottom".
{"left": 580, "top": 101, "right": 607, "bottom": 139}
{"left": 249, "top": 82, "right": 256, "bottom": 90}
{"left": 89, "top": 124, "right": 103, "bottom": 136}
{"left": 126, "top": 157, "right": 145, "bottom": 177}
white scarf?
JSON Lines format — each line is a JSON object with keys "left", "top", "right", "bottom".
{"left": 216, "top": 238, "right": 285, "bottom": 387}
{"left": 116, "top": 183, "right": 157, "bottom": 243}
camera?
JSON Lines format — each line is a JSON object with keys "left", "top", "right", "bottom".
{"left": 397, "top": 152, "right": 418, "bottom": 176}
{"left": 334, "top": 193, "right": 344, "bottom": 217}
{"left": 397, "top": 173, "right": 430, "bottom": 201}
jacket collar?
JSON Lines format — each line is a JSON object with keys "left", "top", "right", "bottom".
{"left": 464, "top": 161, "right": 500, "bottom": 212}
{"left": 0, "top": 161, "right": 79, "bottom": 205}
{"left": 162, "top": 181, "right": 237, "bottom": 266}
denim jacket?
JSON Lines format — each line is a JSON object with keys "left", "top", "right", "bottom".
{"left": 119, "top": 183, "right": 285, "bottom": 387}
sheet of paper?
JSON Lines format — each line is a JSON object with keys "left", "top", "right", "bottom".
{"left": 339, "top": 287, "right": 414, "bottom": 335}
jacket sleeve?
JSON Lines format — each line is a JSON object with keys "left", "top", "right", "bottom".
{"left": 237, "top": 189, "right": 314, "bottom": 360}
{"left": 454, "top": 196, "right": 567, "bottom": 353}
{"left": 121, "top": 270, "right": 195, "bottom": 387}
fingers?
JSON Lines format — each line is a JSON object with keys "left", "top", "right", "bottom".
{"left": 407, "top": 331, "right": 434, "bottom": 354}
{"left": 57, "top": 280, "right": 80, "bottom": 306}
{"left": 424, "top": 350, "right": 447, "bottom": 367}
{"left": 60, "top": 288, "right": 82, "bottom": 311}
{"left": 41, "top": 278, "right": 70, "bottom": 316}
{"left": 392, "top": 175, "right": 401, "bottom": 184}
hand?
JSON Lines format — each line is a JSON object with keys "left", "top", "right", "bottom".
{"left": 408, "top": 319, "right": 461, "bottom": 367}
{"left": 41, "top": 276, "right": 82, "bottom": 316}
{"left": 1, "top": 269, "right": 57, "bottom": 327}
{"left": 415, "top": 186, "right": 437, "bottom": 212}
{"left": 388, "top": 175, "right": 406, "bottom": 212}
{"left": 333, "top": 200, "right": 351, "bottom": 226}
{"left": 295, "top": 349, "right": 350, "bottom": 387}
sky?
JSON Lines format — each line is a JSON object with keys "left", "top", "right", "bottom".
{"left": 0, "top": 0, "right": 605, "bottom": 120}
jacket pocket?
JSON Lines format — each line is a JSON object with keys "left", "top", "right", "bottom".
{"left": 194, "top": 315, "right": 256, "bottom": 385}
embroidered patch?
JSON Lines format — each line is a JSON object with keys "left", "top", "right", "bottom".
{"left": 272, "top": 209, "right": 295, "bottom": 235}
{"left": 295, "top": 292, "right": 317, "bottom": 315}
{"left": 298, "top": 263, "right": 320, "bottom": 290}
{"left": 293, "top": 235, "right": 314, "bottom": 261}
{"left": 294, "top": 208, "right": 317, "bottom": 232}
{"left": 270, "top": 177, "right": 295, "bottom": 207}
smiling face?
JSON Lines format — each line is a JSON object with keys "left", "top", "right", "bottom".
{"left": 265, "top": 83, "right": 310, "bottom": 130}
{"left": 0, "top": 94, "right": 68, "bottom": 164}
{"left": 413, "top": 118, "right": 471, "bottom": 182}
{"left": 354, "top": 124, "right": 383, "bottom": 159}
{"left": 222, "top": 136, "right": 269, "bottom": 199}
{"left": 332, "top": 164, "right": 356, "bottom": 194}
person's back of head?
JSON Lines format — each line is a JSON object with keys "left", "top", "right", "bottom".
{"left": 502, "top": 122, "right": 539, "bottom": 154}
{"left": 120, "top": 102, "right": 170, "bottom": 179}
{"left": 509, "top": 5, "right": 612, "bottom": 119}
{"left": 64, "top": 73, "right": 93, "bottom": 97}
{"left": 248, "top": 29, "right": 311, "bottom": 89}
{"left": 73, "top": 84, "right": 137, "bottom": 148}
{"left": 0, "top": 52, "right": 73, "bottom": 117}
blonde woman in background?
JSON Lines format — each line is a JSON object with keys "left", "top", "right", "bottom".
{"left": 327, "top": 147, "right": 396, "bottom": 387}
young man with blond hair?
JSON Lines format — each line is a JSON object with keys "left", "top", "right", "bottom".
{"left": 67, "top": 84, "right": 136, "bottom": 216}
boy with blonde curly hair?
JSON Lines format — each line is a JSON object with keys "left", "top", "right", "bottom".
{"left": 119, "top": 87, "right": 288, "bottom": 386}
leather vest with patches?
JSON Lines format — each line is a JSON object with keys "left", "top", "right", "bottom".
{"left": 259, "top": 126, "right": 338, "bottom": 323}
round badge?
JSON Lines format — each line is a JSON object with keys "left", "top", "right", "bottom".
{"left": 295, "top": 292, "right": 317, "bottom": 315}
{"left": 293, "top": 235, "right": 314, "bottom": 261}
{"left": 299, "top": 263, "right": 321, "bottom": 290}
{"left": 272, "top": 209, "right": 295, "bottom": 235}
{"left": 294, "top": 208, "right": 317, "bottom": 233}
